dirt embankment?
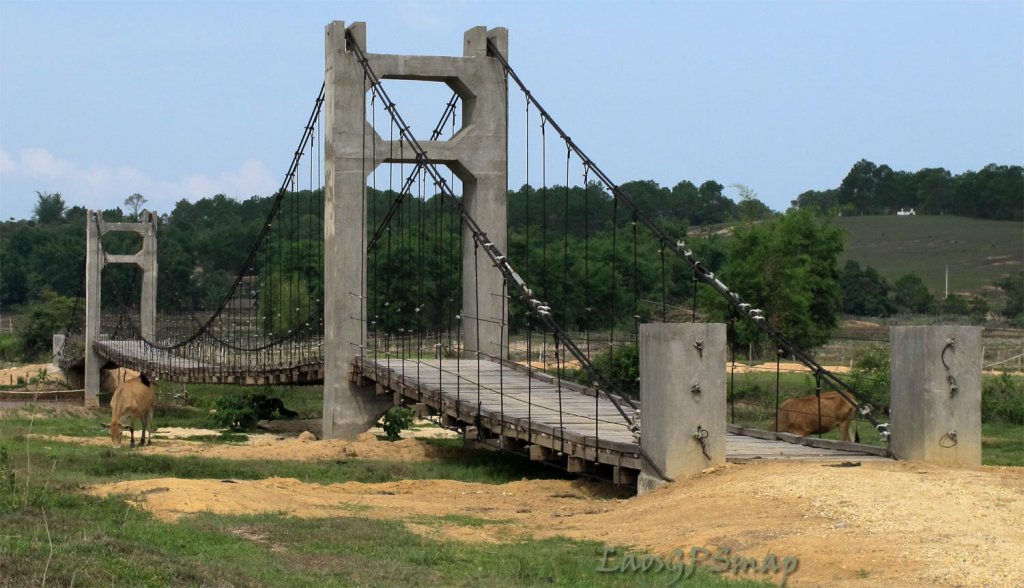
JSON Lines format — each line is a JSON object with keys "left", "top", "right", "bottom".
{"left": 82, "top": 429, "right": 1024, "bottom": 588}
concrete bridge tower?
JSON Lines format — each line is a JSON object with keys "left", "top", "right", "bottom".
{"left": 322, "top": 21, "right": 509, "bottom": 439}
{"left": 81, "top": 210, "right": 158, "bottom": 406}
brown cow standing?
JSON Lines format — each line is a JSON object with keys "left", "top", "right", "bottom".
{"left": 770, "top": 391, "right": 858, "bottom": 442}
{"left": 108, "top": 373, "right": 156, "bottom": 448}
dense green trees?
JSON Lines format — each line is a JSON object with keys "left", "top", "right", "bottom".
{"left": 892, "top": 274, "right": 938, "bottom": 314}
{"left": 1, "top": 161, "right": 1016, "bottom": 367}
{"left": 793, "top": 159, "right": 1022, "bottom": 220}
{"left": 840, "top": 261, "right": 894, "bottom": 317}
{"left": 997, "top": 273, "right": 1023, "bottom": 320}
{"left": 702, "top": 209, "right": 844, "bottom": 351}
{"left": 16, "top": 290, "right": 81, "bottom": 360}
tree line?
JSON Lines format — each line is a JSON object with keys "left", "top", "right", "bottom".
{"left": 2, "top": 168, "right": 1020, "bottom": 363}
{"left": 793, "top": 160, "right": 1022, "bottom": 220}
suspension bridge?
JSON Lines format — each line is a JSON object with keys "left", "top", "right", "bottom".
{"left": 52, "top": 20, "right": 974, "bottom": 490}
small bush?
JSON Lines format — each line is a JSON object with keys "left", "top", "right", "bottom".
{"left": 0, "top": 445, "right": 20, "bottom": 512}
{"left": 592, "top": 343, "right": 640, "bottom": 399}
{"left": 850, "top": 345, "right": 890, "bottom": 412}
{"left": 15, "top": 290, "right": 82, "bottom": 361}
{"left": 380, "top": 406, "right": 414, "bottom": 441}
{"left": 212, "top": 392, "right": 298, "bottom": 431}
{"left": 983, "top": 373, "right": 1024, "bottom": 424}
{"left": 0, "top": 333, "right": 22, "bottom": 363}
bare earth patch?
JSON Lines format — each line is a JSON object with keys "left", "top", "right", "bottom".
{"left": 32, "top": 428, "right": 459, "bottom": 462}
{"left": 88, "top": 460, "right": 1024, "bottom": 587}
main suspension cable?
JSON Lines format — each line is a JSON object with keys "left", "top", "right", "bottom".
{"left": 485, "top": 38, "right": 887, "bottom": 436}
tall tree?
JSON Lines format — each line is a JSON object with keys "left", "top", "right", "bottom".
{"left": 996, "top": 273, "right": 1023, "bottom": 319}
{"left": 840, "top": 260, "right": 893, "bottom": 317}
{"left": 705, "top": 209, "right": 844, "bottom": 351}
{"left": 892, "top": 273, "right": 937, "bottom": 314}
{"left": 731, "top": 184, "right": 774, "bottom": 221}
{"left": 33, "top": 191, "right": 66, "bottom": 224}
{"left": 124, "top": 193, "right": 148, "bottom": 220}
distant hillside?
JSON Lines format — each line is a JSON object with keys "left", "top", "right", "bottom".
{"left": 836, "top": 215, "right": 1022, "bottom": 308}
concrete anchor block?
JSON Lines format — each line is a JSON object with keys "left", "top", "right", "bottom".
{"left": 890, "top": 326, "right": 982, "bottom": 465}
{"left": 638, "top": 323, "right": 727, "bottom": 495}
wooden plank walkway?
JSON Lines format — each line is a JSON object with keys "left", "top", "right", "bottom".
{"left": 353, "top": 356, "right": 891, "bottom": 482}
{"left": 352, "top": 356, "right": 643, "bottom": 474}
{"left": 88, "top": 343, "right": 890, "bottom": 481}
{"left": 93, "top": 340, "right": 324, "bottom": 385}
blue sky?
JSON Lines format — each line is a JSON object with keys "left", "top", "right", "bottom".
{"left": 1, "top": 0, "right": 1021, "bottom": 221}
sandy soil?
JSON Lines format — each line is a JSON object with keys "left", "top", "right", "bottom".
{"left": 33, "top": 427, "right": 460, "bottom": 462}
{"left": 0, "top": 363, "right": 66, "bottom": 389}
{"left": 82, "top": 431, "right": 1024, "bottom": 587}
{"left": 0, "top": 363, "right": 139, "bottom": 390}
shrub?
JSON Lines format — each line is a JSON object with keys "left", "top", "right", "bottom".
{"left": 380, "top": 406, "right": 414, "bottom": 441}
{"left": 591, "top": 343, "right": 640, "bottom": 399}
{"left": 0, "top": 333, "right": 21, "bottom": 363}
{"left": 212, "top": 392, "right": 298, "bottom": 431}
{"left": 15, "top": 289, "right": 81, "bottom": 361}
{"left": 850, "top": 345, "right": 890, "bottom": 412}
{"left": 982, "top": 373, "right": 1024, "bottom": 424}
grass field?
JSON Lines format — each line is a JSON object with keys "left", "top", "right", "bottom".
{"left": 836, "top": 215, "right": 1023, "bottom": 307}
{"left": 1, "top": 396, "right": 769, "bottom": 587}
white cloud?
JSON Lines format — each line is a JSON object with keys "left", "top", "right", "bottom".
{"left": 0, "top": 149, "right": 14, "bottom": 173}
{"left": 396, "top": 1, "right": 457, "bottom": 33}
{"left": 20, "top": 147, "right": 74, "bottom": 178}
{"left": 0, "top": 146, "right": 279, "bottom": 219}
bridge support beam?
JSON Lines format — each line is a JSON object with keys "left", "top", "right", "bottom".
{"left": 322, "top": 21, "right": 508, "bottom": 439}
{"left": 83, "top": 211, "right": 158, "bottom": 407}
{"left": 638, "top": 323, "right": 727, "bottom": 495}
{"left": 890, "top": 325, "right": 982, "bottom": 465}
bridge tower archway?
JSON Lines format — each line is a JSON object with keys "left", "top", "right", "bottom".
{"left": 83, "top": 210, "right": 158, "bottom": 407}
{"left": 322, "top": 21, "right": 509, "bottom": 439}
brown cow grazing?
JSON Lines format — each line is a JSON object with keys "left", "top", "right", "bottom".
{"left": 770, "top": 391, "right": 859, "bottom": 443}
{"left": 108, "top": 373, "right": 156, "bottom": 448}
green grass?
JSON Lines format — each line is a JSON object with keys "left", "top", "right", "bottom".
{"left": 0, "top": 486, "right": 767, "bottom": 587}
{"left": 0, "top": 417, "right": 574, "bottom": 488}
{"left": 982, "top": 422, "right": 1024, "bottom": 466}
{"left": 837, "top": 215, "right": 1023, "bottom": 307}
{"left": 0, "top": 409, "right": 763, "bottom": 587}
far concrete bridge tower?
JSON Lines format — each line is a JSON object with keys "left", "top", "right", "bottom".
{"left": 83, "top": 210, "right": 158, "bottom": 406}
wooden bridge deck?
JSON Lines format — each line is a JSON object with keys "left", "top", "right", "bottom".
{"left": 352, "top": 356, "right": 890, "bottom": 484}
{"left": 88, "top": 342, "right": 889, "bottom": 483}
{"left": 93, "top": 340, "right": 324, "bottom": 385}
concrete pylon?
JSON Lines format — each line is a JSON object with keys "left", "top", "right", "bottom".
{"left": 638, "top": 323, "right": 727, "bottom": 495}
{"left": 890, "top": 325, "right": 982, "bottom": 465}
{"left": 83, "top": 210, "right": 158, "bottom": 406}
{"left": 322, "top": 21, "right": 509, "bottom": 439}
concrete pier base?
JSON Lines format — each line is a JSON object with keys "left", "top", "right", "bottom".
{"left": 890, "top": 326, "right": 982, "bottom": 465}
{"left": 638, "top": 323, "right": 726, "bottom": 495}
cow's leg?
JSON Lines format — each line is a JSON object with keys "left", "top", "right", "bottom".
{"left": 129, "top": 424, "right": 136, "bottom": 448}
{"left": 141, "top": 413, "right": 150, "bottom": 446}
{"left": 839, "top": 419, "right": 853, "bottom": 442}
